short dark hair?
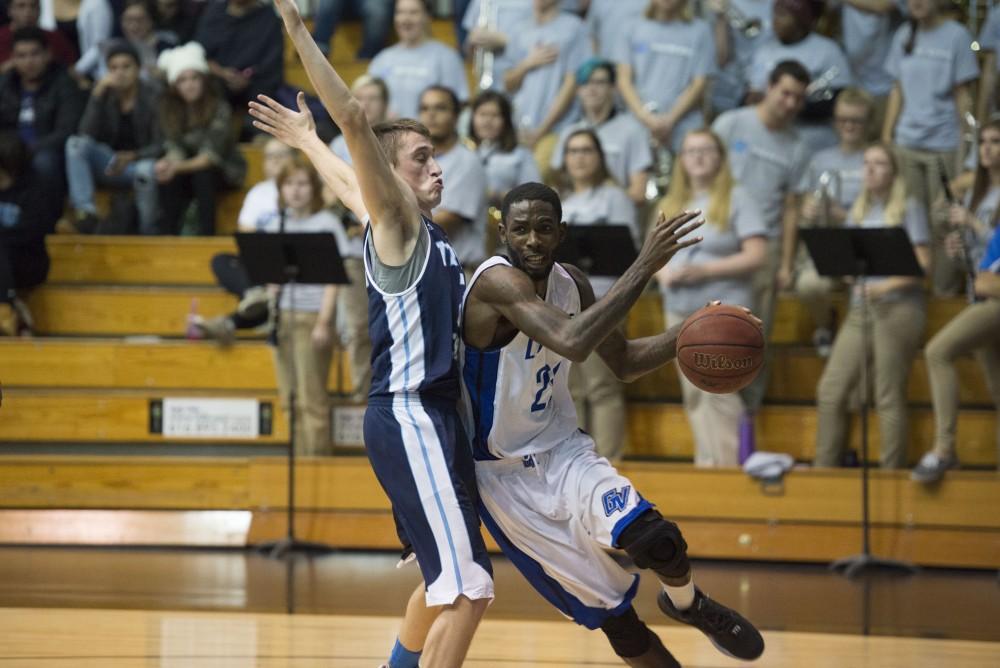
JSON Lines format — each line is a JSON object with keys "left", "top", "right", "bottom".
{"left": 11, "top": 26, "right": 47, "bottom": 50}
{"left": 469, "top": 90, "right": 517, "bottom": 152}
{"left": 371, "top": 119, "right": 432, "bottom": 166}
{"left": 420, "top": 85, "right": 460, "bottom": 115}
{"left": 768, "top": 59, "right": 810, "bottom": 87}
{"left": 105, "top": 39, "right": 141, "bottom": 67}
{"left": 501, "top": 182, "right": 562, "bottom": 225}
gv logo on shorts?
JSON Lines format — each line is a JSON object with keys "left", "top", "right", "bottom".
{"left": 602, "top": 486, "right": 631, "bottom": 516}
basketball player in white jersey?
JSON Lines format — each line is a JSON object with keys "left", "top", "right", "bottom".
{"left": 250, "top": 2, "right": 493, "bottom": 667}
{"left": 459, "top": 182, "right": 766, "bottom": 666}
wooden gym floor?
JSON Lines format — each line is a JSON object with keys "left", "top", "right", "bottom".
{"left": 0, "top": 549, "right": 998, "bottom": 666}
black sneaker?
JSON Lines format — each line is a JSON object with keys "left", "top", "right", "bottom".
{"left": 657, "top": 588, "right": 764, "bottom": 661}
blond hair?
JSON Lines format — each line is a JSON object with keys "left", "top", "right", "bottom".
{"left": 656, "top": 129, "right": 733, "bottom": 232}
{"left": 849, "top": 144, "right": 907, "bottom": 227}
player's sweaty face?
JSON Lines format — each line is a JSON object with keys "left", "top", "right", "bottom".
{"left": 394, "top": 132, "right": 444, "bottom": 211}
{"left": 502, "top": 199, "right": 564, "bottom": 281}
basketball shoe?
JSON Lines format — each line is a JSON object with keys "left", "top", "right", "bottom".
{"left": 657, "top": 587, "right": 764, "bottom": 660}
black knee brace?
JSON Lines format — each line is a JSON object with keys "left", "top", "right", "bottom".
{"left": 600, "top": 606, "right": 652, "bottom": 658}
{"left": 617, "top": 509, "right": 689, "bottom": 580}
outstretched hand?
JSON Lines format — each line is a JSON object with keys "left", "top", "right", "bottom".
{"left": 248, "top": 92, "right": 316, "bottom": 150}
{"left": 640, "top": 209, "right": 703, "bottom": 275}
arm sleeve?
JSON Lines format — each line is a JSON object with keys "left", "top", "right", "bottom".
{"left": 952, "top": 26, "right": 980, "bottom": 85}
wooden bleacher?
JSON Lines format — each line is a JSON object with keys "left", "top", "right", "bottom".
{"left": 1, "top": 20, "right": 996, "bottom": 563}
{"left": 0, "top": 456, "right": 996, "bottom": 568}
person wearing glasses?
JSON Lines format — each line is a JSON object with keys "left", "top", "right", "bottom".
{"left": 795, "top": 87, "right": 872, "bottom": 357}
{"left": 559, "top": 128, "right": 638, "bottom": 463}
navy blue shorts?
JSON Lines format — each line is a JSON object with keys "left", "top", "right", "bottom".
{"left": 364, "top": 394, "right": 494, "bottom": 605}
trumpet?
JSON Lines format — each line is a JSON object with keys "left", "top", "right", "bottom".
{"left": 812, "top": 170, "right": 842, "bottom": 227}
{"left": 806, "top": 66, "right": 839, "bottom": 103}
{"left": 473, "top": 0, "right": 498, "bottom": 91}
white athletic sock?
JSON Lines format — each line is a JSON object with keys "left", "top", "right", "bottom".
{"left": 663, "top": 581, "right": 695, "bottom": 611}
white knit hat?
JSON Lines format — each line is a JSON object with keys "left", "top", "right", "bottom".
{"left": 157, "top": 41, "right": 209, "bottom": 85}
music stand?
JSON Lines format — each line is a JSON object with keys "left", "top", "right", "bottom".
{"left": 236, "top": 232, "right": 350, "bottom": 559}
{"left": 555, "top": 224, "right": 638, "bottom": 276}
{"left": 801, "top": 227, "right": 922, "bottom": 578}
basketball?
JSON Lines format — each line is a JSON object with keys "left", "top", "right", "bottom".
{"left": 676, "top": 304, "right": 765, "bottom": 394}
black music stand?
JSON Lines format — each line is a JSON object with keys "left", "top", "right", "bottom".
{"left": 555, "top": 224, "right": 638, "bottom": 276}
{"left": 236, "top": 232, "right": 350, "bottom": 559}
{"left": 801, "top": 227, "right": 922, "bottom": 578}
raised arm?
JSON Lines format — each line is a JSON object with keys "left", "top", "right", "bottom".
{"left": 468, "top": 210, "right": 702, "bottom": 363}
{"left": 249, "top": 92, "right": 366, "bottom": 220}
{"left": 268, "top": 0, "right": 421, "bottom": 252}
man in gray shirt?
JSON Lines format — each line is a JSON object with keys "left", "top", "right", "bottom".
{"left": 550, "top": 58, "right": 653, "bottom": 204}
{"left": 712, "top": 59, "right": 809, "bottom": 418}
{"left": 419, "top": 85, "right": 489, "bottom": 269}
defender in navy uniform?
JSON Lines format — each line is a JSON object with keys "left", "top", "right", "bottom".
{"left": 250, "top": 2, "right": 492, "bottom": 666}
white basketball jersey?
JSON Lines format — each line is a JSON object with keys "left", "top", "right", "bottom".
{"left": 461, "top": 256, "right": 582, "bottom": 461}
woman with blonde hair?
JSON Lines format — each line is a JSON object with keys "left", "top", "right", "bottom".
{"left": 655, "top": 129, "right": 767, "bottom": 467}
{"left": 263, "top": 153, "right": 351, "bottom": 456}
{"left": 815, "top": 143, "right": 931, "bottom": 469}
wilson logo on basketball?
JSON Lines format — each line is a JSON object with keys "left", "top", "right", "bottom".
{"left": 692, "top": 352, "right": 753, "bottom": 371}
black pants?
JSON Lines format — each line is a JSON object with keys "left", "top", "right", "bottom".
{"left": 0, "top": 240, "right": 49, "bottom": 303}
{"left": 210, "top": 252, "right": 267, "bottom": 329}
{"left": 158, "top": 168, "right": 225, "bottom": 235}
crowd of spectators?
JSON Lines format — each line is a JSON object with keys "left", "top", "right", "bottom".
{"left": 0, "top": 0, "right": 997, "bottom": 479}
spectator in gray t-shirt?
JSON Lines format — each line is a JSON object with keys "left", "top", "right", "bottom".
{"left": 615, "top": 0, "right": 717, "bottom": 152}
{"left": 654, "top": 128, "right": 767, "bottom": 467}
{"left": 461, "top": 0, "right": 533, "bottom": 92}
{"left": 882, "top": 0, "right": 979, "bottom": 295}
{"left": 550, "top": 58, "right": 653, "bottom": 204}
{"left": 746, "top": 0, "right": 854, "bottom": 153}
{"left": 712, "top": 59, "right": 809, "bottom": 421}
{"left": 815, "top": 143, "right": 931, "bottom": 470}
{"left": 794, "top": 88, "right": 873, "bottom": 355}
{"left": 503, "top": 0, "right": 591, "bottom": 142}
{"left": 558, "top": 127, "right": 636, "bottom": 463}
{"left": 368, "top": 0, "right": 469, "bottom": 120}
{"left": 468, "top": 90, "right": 540, "bottom": 210}
{"left": 420, "top": 86, "right": 489, "bottom": 267}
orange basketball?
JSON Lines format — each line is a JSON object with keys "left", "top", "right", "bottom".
{"left": 676, "top": 304, "right": 765, "bottom": 394}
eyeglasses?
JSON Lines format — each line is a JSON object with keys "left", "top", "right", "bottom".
{"left": 565, "top": 146, "right": 598, "bottom": 156}
{"left": 834, "top": 116, "right": 867, "bottom": 126}
{"left": 583, "top": 78, "right": 613, "bottom": 86}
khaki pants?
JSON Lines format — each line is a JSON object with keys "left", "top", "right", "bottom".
{"left": 925, "top": 298, "right": 1000, "bottom": 462}
{"left": 668, "top": 310, "right": 744, "bottom": 467}
{"left": 815, "top": 297, "right": 926, "bottom": 469}
{"left": 338, "top": 257, "right": 372, "bottom": 401}
{"left": 739, "top": 236, "right": 782, "bottom": 412}
{"left": 273, "top": 310, "right": 334, "bottom": 456}
{"left": 569, "top": 351, "right": 626, "bottom": 462}
{"left": 893, "top": 144, "right": 963, "bottom": 296}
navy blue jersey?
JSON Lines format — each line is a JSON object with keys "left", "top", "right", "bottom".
{"left": 364, "top": 217, "right": 466, "bottom": 400}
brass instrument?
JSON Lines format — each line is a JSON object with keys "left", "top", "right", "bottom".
{"left": 473, "top": 0, "right": 499, "bottom": 91}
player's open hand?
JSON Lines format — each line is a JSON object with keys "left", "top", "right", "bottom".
{"left": 249, "top": 92, "right": 316, "bottom": 150}
{"left": 639, "top": 209, "right": 703, "bottom": 275}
